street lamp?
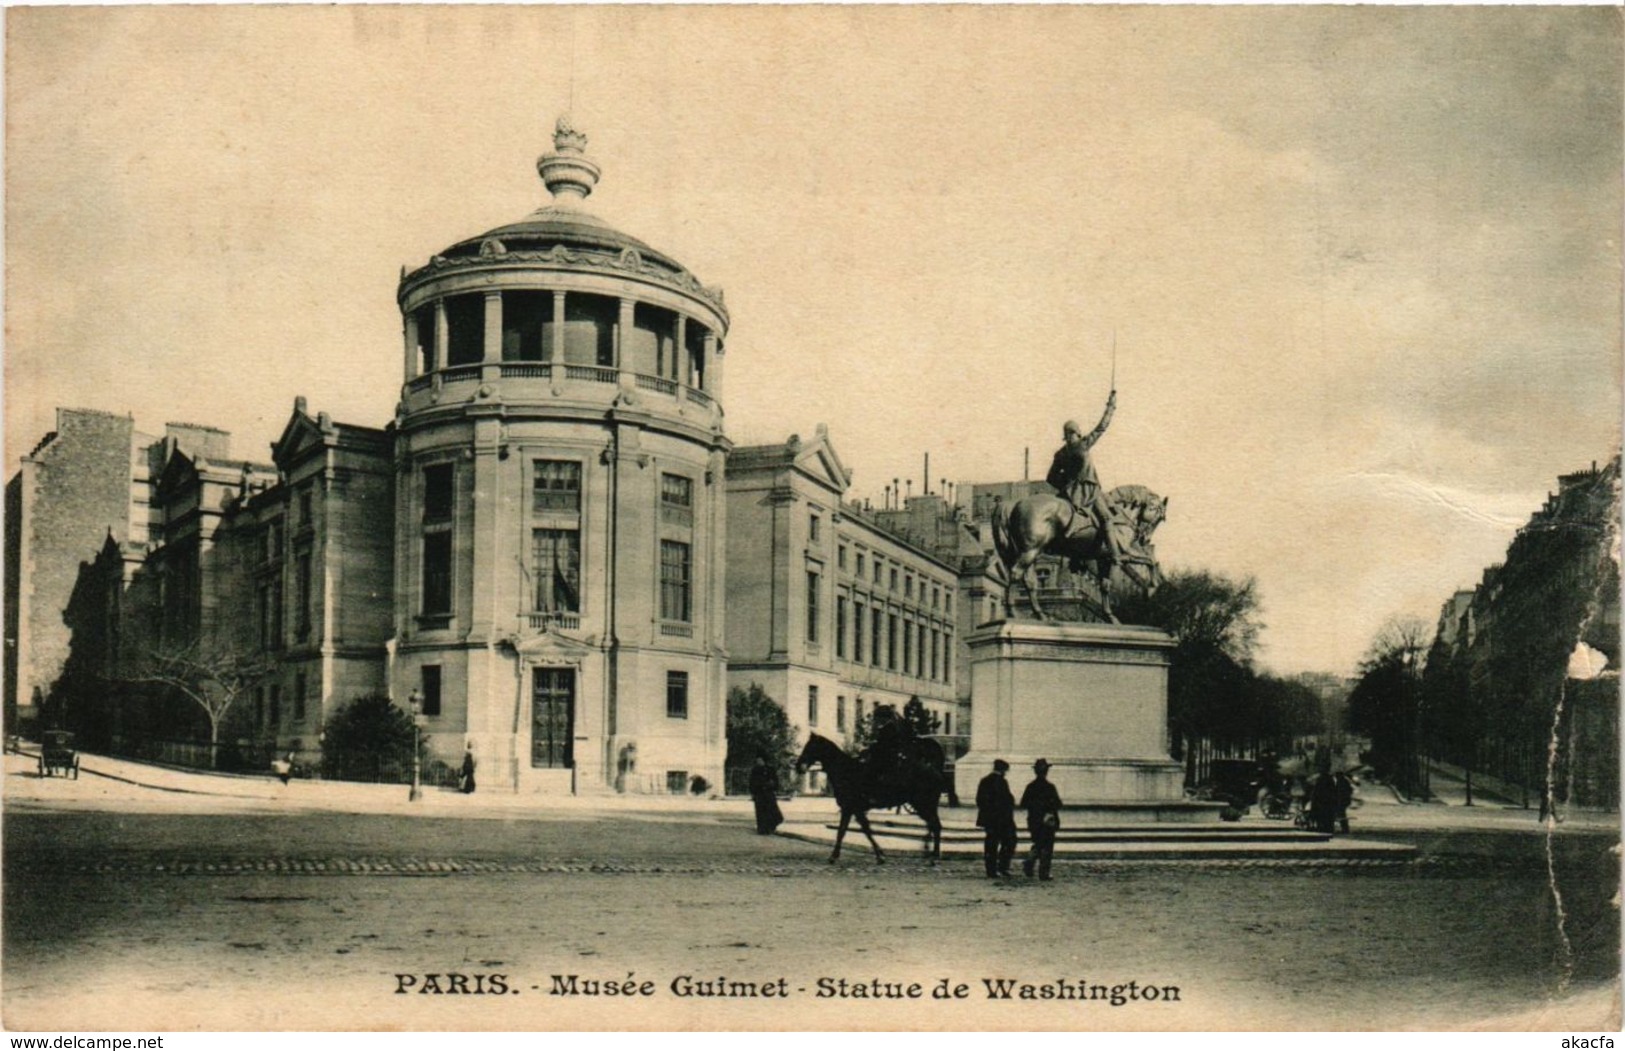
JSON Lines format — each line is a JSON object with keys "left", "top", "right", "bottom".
{"left": 407, "top": 689, "right": 424, "bottom": 802}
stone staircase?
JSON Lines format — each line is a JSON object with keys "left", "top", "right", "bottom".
{"left": 780, "top": 815, "right": 1416, "bottom": 861}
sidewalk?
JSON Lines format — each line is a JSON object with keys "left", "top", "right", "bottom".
{"left": 4, "top": 749, "right": 766, "bottom": 824}
{"left": 7, "top": 748, "right": 1619, "bottom": 834}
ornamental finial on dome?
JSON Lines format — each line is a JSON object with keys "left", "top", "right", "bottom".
{"left": 537, "top": 114, "right": 601, "bottom": 204}
{"left": 553, "top": 116, "right": 588, "bottom": 154}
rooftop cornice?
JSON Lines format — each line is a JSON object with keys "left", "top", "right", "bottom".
{"left": 398, "top": 242, "right": 727, "bottom": 324}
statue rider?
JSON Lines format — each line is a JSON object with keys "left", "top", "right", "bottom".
{"left": 1046, "top": 390, "right": 1127, "bottom": 566}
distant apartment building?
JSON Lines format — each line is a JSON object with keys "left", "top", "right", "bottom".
{"left": 3, "top": 408, "right": 245, "bottom": 734}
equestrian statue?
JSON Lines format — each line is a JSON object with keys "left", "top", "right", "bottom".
{"left": 990, "top": 386, "right": 1167, "bottom": 623}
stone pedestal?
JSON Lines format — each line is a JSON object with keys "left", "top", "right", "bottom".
{"left": 955, "top": 621, "right": 1196, "bottom": 817}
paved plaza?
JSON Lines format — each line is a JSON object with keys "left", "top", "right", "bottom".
{"left": 3, "top": 753, "right": 1619, "bottom": 1031}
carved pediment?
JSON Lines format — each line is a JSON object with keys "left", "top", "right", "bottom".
{"left": 789, "top": 434, "right": 852, "bottom": 496}
{"left": 271, "top": 408, "right": 329, "bottom": 468}
{"left": 503, "top": 630, "right": 597, "bottom": 664}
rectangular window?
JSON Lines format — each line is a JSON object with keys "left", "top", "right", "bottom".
{"left": 888, "top": 614, "right": 898, "bottom": 670}
{"left": 806, "top": 570, "right": 820, "bottom": 643}
{"left": 853, "top": 601, "right": 865, "bottom": 663}
{"left": 666, "top": 671, "right": 689, "bottom": 720}
{"left": 294, "top": 672, "right": 307, "bottom": 722}
{"left": 872, "top": 607, "right": 884, "bottom": 668}
{"left": 269, "top": 683, "right": 282, "bottom": 728}
{"left": 533, "top": 460, "right": 582, "bottom": 514}
{"left": 445, "top": 293, "right": 486, "bottom": 366}
{"left": 809, "top": 513, "right": 821, "bottom": 542}
{"left": 422, "top": 464, "right": 454, "bottom": 617}
{"left": 837, "top": 545, "right": 847, "bottom": 570}
{"left": 298, "top": 490, "right": 313, "bottom": 526}
{"left": 257, "top": 583, "right": 274, "bottom": 651}
{"left": 836, "top": 596, "right": 847, "bottom": 658}
{"left": 903, "top": 617, "right": 913, "bottom": 673}
{"left": 421, "top": 665, "right": 442, "bottom": 716}
{"left": 660, "top": 473, "right": 694, "bottom": 528}
{"left": 945, "top": 632, "right": 953, "bottom": 683}
{"left": 807, "top": 685, "right": 819, "bottom": 727}
{"left": 905, "top": 575, "right": 913, "bottom": 599}
{"left": 874, "top": 559, "right": 883, "bottom": 585}
{"left": 890, "top": 568, "right": 899, "bottom": 591}
{"left": 931, "top": 629, "right": 940, "bottom": 681}
{"left": 856, "top": 553, "right": 866, "bottom": 577}
{"left": 531, "top": 528, "right": 581, "bottom": 612}
{"left": 501, "top": 289, "right": 549, "bottom": 361}
{"left": 944, "top": 712, "right": 953, "bottom": 735}
{"left": 422, "top": 532, "right": 452, "bottom": 615}
{"left": 917, "top": 623, "right": 928, "bottom": 678}
{"left": 295, "top": 553, "right": 312, "bottom": 639}
{"left": 836, "top": 695, "right": 847, "bottom": 732}
{"left": 414, "top": 304, "right": 438, "bottom": 373}
{"left": 660, "top": 540, "right": 692, "bottom": 622}
{"left": 424, "top": 464, "right": 454, "bottom": 523}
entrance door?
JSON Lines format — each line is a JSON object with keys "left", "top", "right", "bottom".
{"left": 531, "top": 668, "right": 575, "bottom": 769}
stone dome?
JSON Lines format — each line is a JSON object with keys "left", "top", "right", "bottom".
{"left": 399, "top": 117, "right": 725, "bottom": 324}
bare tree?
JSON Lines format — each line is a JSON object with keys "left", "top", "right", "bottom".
{"left": 1367, "top": 615, "right": 1431, "bottom": 664}
{"left": 127, "top": 643, "right": 269, "bottom": 767}
{"left": 1349, "top": 615, "right": 1433, "bottom": 797}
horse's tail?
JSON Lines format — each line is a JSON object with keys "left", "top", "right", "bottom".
{"left": 989, "top": 503, "right": 1017, "bottom": 574}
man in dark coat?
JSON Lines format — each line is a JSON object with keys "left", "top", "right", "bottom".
{"left": 1019, "top": 758, "right": 1063, "bottom": 880}
{"left": 459, "top": 745, "right": 477, "bottom": 794}
{"left": 748, "top": 756, "right": 784, "bottom": 835}
{"left": 974, "top": 759, "right": 1018, "bottom": 878}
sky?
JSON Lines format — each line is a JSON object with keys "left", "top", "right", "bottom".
{"left": 7, "top": 6, "right": 1620, "bottom": 676}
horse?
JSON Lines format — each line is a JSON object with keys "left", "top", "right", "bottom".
{"left": 991, "top": 483, "right": 1167, "bottom": 622}
{"left": 795, "top": 733, "right": 947, "bottom": 863}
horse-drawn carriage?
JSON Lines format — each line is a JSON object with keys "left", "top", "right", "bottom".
{"left": 38, "top": 730, "right": 79, "bottom": 779}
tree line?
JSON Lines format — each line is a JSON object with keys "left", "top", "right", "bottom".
{"left": 1348, "top": 461, "right": 1618, "bottom": 807}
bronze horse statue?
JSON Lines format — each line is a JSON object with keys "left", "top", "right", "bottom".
{"left": 991, "top": 483, "right": 1167, "bottom": 622}
{"left": 795, "top": 733, "right": 947, "bottom": 863}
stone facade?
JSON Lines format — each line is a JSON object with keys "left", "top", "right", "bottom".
{"left": 389, "top": 123, "right": 730, "bottom": 795}
{"left": 726, "top": 428, "right": 959, "bottom": 752}
{"left": 12, "top": 123, "right": 734, "bottom": 795}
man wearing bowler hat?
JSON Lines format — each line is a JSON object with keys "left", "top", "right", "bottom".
{"left": 974, "top": 759, "right": 1018, "bottom": 878}
{"left": 1020, "top": 758, "right": 1063, "bottom": 880}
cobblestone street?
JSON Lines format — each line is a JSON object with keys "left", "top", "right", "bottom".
{"left": 3, "top": 758, "right": 1619, "bottom": 1031}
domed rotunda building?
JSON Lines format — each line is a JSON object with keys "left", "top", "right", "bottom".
{"left": 392, "top": 118, "right": 731, "bottom": 794}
